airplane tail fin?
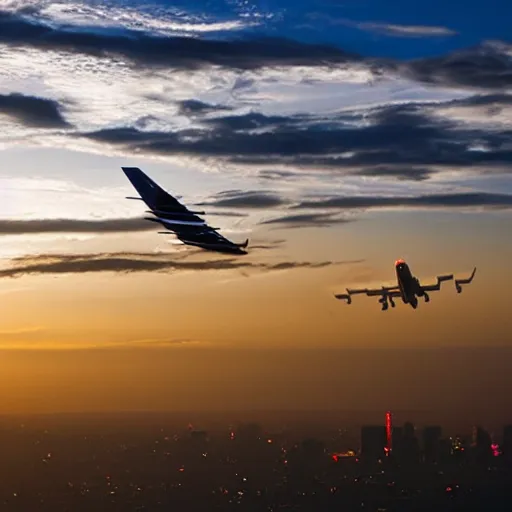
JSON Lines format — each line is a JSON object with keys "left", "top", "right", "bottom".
{"left": 122, "top": 167, "right": 183, "bottom": 212}
{"left": 238, "top": 239, "right": 249, "bottom": 248}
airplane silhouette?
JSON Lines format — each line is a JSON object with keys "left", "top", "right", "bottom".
{"left": 335, "top": 260, "right": 476, "bottom": 311}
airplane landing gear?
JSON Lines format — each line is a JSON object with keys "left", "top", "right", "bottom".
{"left": 424, "top": 293, "right": 430, "bottom": 303}
{"left": 379, "top": 295, "right": 395, "bottom": 311}
{"left": 389, "top": 297, "right": 396, "bottom": 308}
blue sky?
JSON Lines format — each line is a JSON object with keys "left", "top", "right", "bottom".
{"left": 115, "top": 0, "right": 512, "bottom": 59}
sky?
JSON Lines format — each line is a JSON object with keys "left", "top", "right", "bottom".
{"left": 0, "top": 0, "right": 512, "bottom": 419}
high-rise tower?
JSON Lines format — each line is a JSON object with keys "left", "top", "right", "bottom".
{"left": 385, "top": 411, "right": 392, "bottom": 455}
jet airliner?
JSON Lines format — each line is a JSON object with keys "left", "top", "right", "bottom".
{"left": 122, "top": 167, "right": 249, "bottom": 254}
{"left": 334, "top": 260, "right": 476, "bottom": 311}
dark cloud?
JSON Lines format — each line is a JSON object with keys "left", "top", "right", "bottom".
{"left": 258, "top": 170, "right": 301, "bottom": 180}
{"left": 353, "top": 166, "right": 433, "bottom": 181}
{"left": 0, "top": 93, "right": 69, "bottom": 128}
{"left": 260, "top": 212, "right": 354, "bottom": 228}
{"left": 267, "top": 261, "right": 333, "bottom": 270}
{"left": 249, "top": 239, "right": 287, "bottom": 249}
{"left": 293, "top": 192, "right": 512, "bottom": 210}
{"left": 437, "top": 93, "right": 512, "bottom": 117}
{"left": 203, "top": 112, "right": 299, "bottom": 131}
{"left": 0, "top": 11, "right": 358, "bottom": 71}
{"left": 0, "top": 218, "right": 152, "bottom": 234}
{"left": 199, "top": 190, "right": 288, "bottom": 209}
{"left": 177, "top": 100, "right": 233, "bottom": 116}
{"left": 448, "top": 93, "right": 512, "bottom": 107}
{"left": 0, "top": 251, "right": 354, "bottom": 278}
{"left": 205, "top": 211, "right": 249, "bottom": 218}
{"left": 401, "top": 43, "right": 512, "bottom": 90}
{"left": 82, "top": 100, "right": 512, "bottom": 172}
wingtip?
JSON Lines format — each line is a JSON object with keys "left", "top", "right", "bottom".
{"left": 121, "top": 166, "right": 142, "bottom": 175}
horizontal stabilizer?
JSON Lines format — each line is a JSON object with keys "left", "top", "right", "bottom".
{"left": 126, "top": 196, "right": 143, "bottom": 200}
{"left": 334, "top": 292, "right": 352, "bottom": 304}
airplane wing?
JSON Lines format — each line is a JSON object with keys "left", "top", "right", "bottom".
{"left": 334, "top": 285, "right": 400, "bottom": 304}
{"left": 454, "top": 267, "right": 477, "bottom": 293}
{"left": 122, "top": 167, "right": 249, "bottom": 254}
{"left": 419, "top": 273, "right": 454, "bottom": 292}
{"left": 419, "top": 268, "right": 476, "bottom": 293}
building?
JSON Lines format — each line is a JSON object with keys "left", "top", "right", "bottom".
{"left": 503, "top": 425, "right": 512, "bottom": 466}
{"left": 361, "top": 425, "right": 387, "bottom": 461}
{"left": 472, "top": 426, "right": 492, "bottom": 466}
{"left": 423, "top": 426, "right": 442, "bottom": 464}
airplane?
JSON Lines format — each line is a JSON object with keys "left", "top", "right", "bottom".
{"left": 334, "top": 259, "right": 476, "bottom": 311}
{"left": 121, "top": 167, "right": 249, "bottom": 255}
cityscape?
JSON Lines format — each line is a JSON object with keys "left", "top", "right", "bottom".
{"left": 0, "top": 411, "right": 511, "bottom": 511}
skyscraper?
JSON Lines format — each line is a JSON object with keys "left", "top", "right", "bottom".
{"left": 423, "top": 426, "right": 442, "bottom": 464}
{"left": 361, "top": 426, "right": 387, "bottom": 461}
{"left": 472, "top": 426, "right": 492, "bottom": 466}
{"left": 385, "top": 411, "right": 392, "bottom": 454}
{"left": 503, "top": 425, "right": 512, "bottom": 466}
{"left": 400, "top": 422, "right": 420, "bottom": 465}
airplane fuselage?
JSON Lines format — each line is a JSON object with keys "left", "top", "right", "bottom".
{"left": 395, "top": 260, "right": 423, "bottom": 309}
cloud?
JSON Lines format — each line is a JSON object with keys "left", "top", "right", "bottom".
{"left": 260, "top": 212, "right": 354, "bottom": 228}
{"left": 0, "top": 10, "right": 509, "bottom": 99}
{"left": 353, "top": 166, "right": 433, "bottom": 181}
{"left": 356, "top": 21, "right": 457, "bottom": 38}
{"left": 447, "top": 93, "right": 512, "bottom": 108}
{"left": 0, "top": 252, "right": 353, "bottom": 278}
{"left": 0, "top": 93, "right": 70, "bottom": 128}
{"left": 176, "top": 99, "right": 234, "bottom": 116}
{"left": 205, "top": 211, "right": 249, "bottom": 218}
{"left": 0, "top": 326, "right": 46, "bottom": 336}
{"left": 99, "top": 337, "right": 208, "bottom": 349}
{"left": 293, "top": 192, "right": 512, "bottom": 211}
{"left": 0, "top": 11, "right": 358, "bottom": 71}
{"left": 0, "top": 218, "right": 153, "bottom": 234}
{"left": 199, "top": 190, "right": 288, "bottom": 209}
{"left": 402, "top": 42, "right": 512, "bottom": 90}
{"left": 0, "top": 335, "right": 212, "bottom": 351}
{"left": 249, "top": 239, "right": 287, "bottom": 250}
{"left": 202, "top": 112, "right": 299, "bottom": 131}
{"left": 258, "top": 170, "right": 301, "bottom": 181}
{"left": 315, "top": 14, "right": 457, "bottom": 38}
{"left": 80, "top": 101, "right": 512, "bottom": 174}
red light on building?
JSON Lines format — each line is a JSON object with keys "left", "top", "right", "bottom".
{"left": 385, "top": 411, "right": 392, "bottom": 454}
